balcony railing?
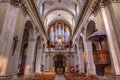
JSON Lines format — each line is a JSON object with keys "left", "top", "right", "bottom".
{"left": 93, "top": 50, "right": 111, "bottom": 64}
{"left": 44, "top": 48, "right": 75, "bottom": 53}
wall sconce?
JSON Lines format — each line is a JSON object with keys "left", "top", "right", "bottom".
{"left": 12, "top": 36, "right": 19, "bottom": 56}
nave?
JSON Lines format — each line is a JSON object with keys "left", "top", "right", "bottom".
{"left": 0, "top": 0, "right": 120, "bottom": 80}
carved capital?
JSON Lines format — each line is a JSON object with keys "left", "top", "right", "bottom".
{"left": 100, "top": 0, "right": 111, "bottom": 7}
{"left": 10, "top": 0, "right": 28, "bottom": 15}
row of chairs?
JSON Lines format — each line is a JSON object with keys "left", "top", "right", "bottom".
{"left": 64, "top": 73, "right": 110, "bottom": 80}
{"left": 20, "top": 72, "right": 56, "bottom": 80}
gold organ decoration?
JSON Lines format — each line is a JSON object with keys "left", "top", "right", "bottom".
{"left": 57, "top": 37, "right": 62, "bottom": 46}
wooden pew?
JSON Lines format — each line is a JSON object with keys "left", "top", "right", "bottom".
{"left": 64, "top": 73, "right": 109, "bottom": 80}
{"left": 20, "top": 72, "right": 56, "bottom": 80}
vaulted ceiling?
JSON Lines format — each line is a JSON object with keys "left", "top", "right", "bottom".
{"left": 36, "top": 0, "right": 87, "bottom": 35}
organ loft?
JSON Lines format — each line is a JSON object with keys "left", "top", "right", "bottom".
{"left": 0, "top": 0, "right": 120, "bottom": 80}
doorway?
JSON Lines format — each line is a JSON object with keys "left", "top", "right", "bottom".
{"left": 54, "top": 54, "right": 66, "bottom": 74}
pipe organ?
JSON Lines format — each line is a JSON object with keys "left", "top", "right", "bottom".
{"left": 49, "top": 22, "right": 71, "bottom": 49}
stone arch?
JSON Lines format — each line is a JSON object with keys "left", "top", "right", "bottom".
{"left": 85, "top": 20, "right": 98, "bottom": 52}
{"left": 85, "top": 20, "right": 96, "bottom": 41}
{"left": 24, "top": 20, "right": 34, "bottom": 39}
{"left": 83, "top": 20, "right": 97, "bottom": 75}
{"left": 19, "top": 22, "right": 29, "bottom": 75}
{"left": 19, "top": 20, "right": 35, "bottom": 75}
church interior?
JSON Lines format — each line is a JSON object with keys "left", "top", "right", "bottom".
{"left": 0, "top": 0, "right": 120, "bottom": 80}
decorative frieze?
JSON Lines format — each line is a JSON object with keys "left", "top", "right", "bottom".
{"left": 0, "top": 0, "right": 10, "bottom": 3}
{"left": 11, "top": 0, "right": 22, "bottom": 6}
{"left": 10, "top": 0, "right": 28, "bottom": 16}
{"left": 92, "top": 1, "right": 100, "bottom": 16}
{"left": 0, "top": 0, "right": 28, "bottom": 16}
{"left": 20, "top": 3, "right": 28, "bottom": 16}
{"left": 111, "top": 0, "right": 120, "bottom": 2}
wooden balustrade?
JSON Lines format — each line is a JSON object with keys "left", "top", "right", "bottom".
{"left": 20, "top": 72, "right": 56, "bottom": 80}
{"left": 93, "top": 50, "right": 110, "bottom": 64}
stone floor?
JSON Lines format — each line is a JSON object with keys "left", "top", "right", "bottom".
{"left": 54, "top": 74, "right": 66, "bottom": 80}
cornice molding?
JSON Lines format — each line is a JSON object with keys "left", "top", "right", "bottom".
{"left": 0, "top": 0, "right": 28, "bottom": 16}
{"left": 11, "top": 0, "right": 21, "bottom": 6}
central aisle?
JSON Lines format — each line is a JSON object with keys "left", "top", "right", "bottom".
{"left": 54, "top": 74, "right": 66, "bottom": 80}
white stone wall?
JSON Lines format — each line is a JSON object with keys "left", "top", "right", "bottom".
{"left": 6, "top": 9, "right": 25, "bottom": 75}
{"left": 111, "top": 3, "right": 120, "bottom": 48}
{"left": 0, "top": 3, "right": 9, "bottom": 35}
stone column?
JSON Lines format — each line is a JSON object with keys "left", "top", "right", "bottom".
{"left": 0, "top": 4, "right": 19, "bottom": 75}
{"left": 65, "top": 53, "right": 68, "bottom": 71}
{"left": 70, "top": 52, "right": 74, "bottom": 66}
{"left": 41, "top": 53, "right": 45, "bottom": 66}
{"left": 46, "top": 53, "right": 50, "bottom": 71}
{"left": 24, "top": 38, "right": 36, "bottom": 75}
{"left": 41, "top": 49, "right": 46, "bottom": 72}
{"left": 74, "top": 51, "right": 79, "bottom": 71}
{"left": 74, "top": 52, "right": 77, "bottom": 67}
{"left": 77, "top": 46, "right": 85, "bottom": 73}
{"left": 84, "top": 41, "right": 96, "bottom": 75}
{"left": 101, "top": 0, "right": 120, "bottom": 75}
{"left": 69, "top": 51, "right": 71, "bottom": 67}
{"left": 35, "top": 46, "right": 42, "bottom": 73}
{"left": 73, "top": 45, "right": 78, "bottom": 69}
{"left": 49, "top": 54, "right": 53, "bottom": 72}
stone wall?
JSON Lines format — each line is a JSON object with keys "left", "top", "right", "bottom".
{"left": 6, "top": 9, "right": 25, "bottom": 75}
{"left": 111, "top": 2, "right": 120, "bottom": 49}
{"left": 0, "top": 3, "right": 9, "bottom": 35}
